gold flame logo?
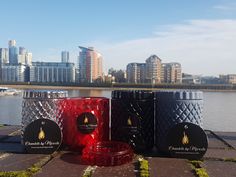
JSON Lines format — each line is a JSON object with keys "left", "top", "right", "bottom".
{"left": 84, "top": 116, "right": 89, "bottom": 124}
{"left": 182, "top": 131, "right": 189, "bottom": 145}
{"left": 38, "top": 127, "right": 45, "bottom": 140}
{"left": 127, "top": 117, "right": 132, "bottom": 126}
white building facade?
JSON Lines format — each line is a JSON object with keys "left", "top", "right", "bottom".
{"left": 1, "top": 64, "right": 26, "bottom": 82}
{"left": 30, "top": 62, "right": 75, "bottom": 83}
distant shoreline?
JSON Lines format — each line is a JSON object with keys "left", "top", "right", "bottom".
{"left": 1, "top": 84, "right": 236, "bottom": 92}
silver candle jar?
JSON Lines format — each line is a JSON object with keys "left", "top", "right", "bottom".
{"left": 21, "top": 90, "right": 68, "bottom": 131}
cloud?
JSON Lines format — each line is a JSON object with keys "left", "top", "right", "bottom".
{"left": 213, "top": 3, "right": 236, "bottom": 11}
{"left": 89, "top": 19, "right": 236, "bottom": 76}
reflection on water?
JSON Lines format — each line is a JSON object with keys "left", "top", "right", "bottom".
{"left": 0, "top": 89, "right": 236, "bottom": 132}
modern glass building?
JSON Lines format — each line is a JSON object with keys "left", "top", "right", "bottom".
{"left": 8, "top": 40, "right": 18, "bottom": 64}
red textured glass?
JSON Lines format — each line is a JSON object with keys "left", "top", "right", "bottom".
{"left": 62, "top": 97, "right": 109, "bottom": 151}
{"left": 82, "top": 141, "right": 133, "bottom": 166}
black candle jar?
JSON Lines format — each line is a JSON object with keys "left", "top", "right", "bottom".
{"left": 111, "top": 90, "right": 154, "bottom": 152}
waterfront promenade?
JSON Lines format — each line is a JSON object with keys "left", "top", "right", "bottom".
{"left": 0, "top": 125, "right": 236, "bottom": 177}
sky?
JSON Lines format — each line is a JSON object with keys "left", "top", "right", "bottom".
{"left": 0, "top": 0, "right": 236, "bottom": 76}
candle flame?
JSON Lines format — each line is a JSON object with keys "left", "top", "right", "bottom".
{"left": 182, "top": 131, "right": 189, "bottom": 145}
{"left": 127, "top": 117, "right": 132, "bottom": 126}
{"left": 38, "top": 127, "right": 45, "bottom": 140}
{"left": 84, "top": 116, "right": 89, "bottom": 124}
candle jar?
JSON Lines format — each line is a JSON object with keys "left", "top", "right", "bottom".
{"left": 111, "top": 90, "right": 154, "bottom": 152}
{"left": 21, "top": 90, "right": 68, "bottom": 154}
{"left": 62, "top": 97, "right": 109, "bottom": 151}
{"left": 155, "top": 90, "right": 204, "bottom": 154}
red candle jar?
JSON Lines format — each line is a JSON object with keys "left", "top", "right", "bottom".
{"left": 62, "top": 97, "right": 109, "bottom": 151}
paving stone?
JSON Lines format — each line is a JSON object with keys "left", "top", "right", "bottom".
{"left": 0, "top": 153, "right": 48, "bottom": 171}
{"left": 204, "top": 149, "right": 236, "bottom": 160}
{"left": 206, "top": 131, "right": 228, "bottom": 149}
{"left": 148, "top": 157, "right": 195, "bottom": 177}
{"left": 214, "top": 132, "right": 236, "bottom": 149}
{"left": 203, "top": 160, "right": 236, "bottom": 177}
{"left": 34, "top": 152, "right": 87, "bottom": 177}
{"left": 93, "top": 162, "right": 136, "bottom": 177}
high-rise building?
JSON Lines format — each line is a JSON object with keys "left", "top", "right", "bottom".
{"left": 8, "top": 40, "right": 18, "bottom": 64}
{"left": 29, "top": 62, "right": 75, "bottom": 83}
{"left": 19, "top": 47, "right": 26, "bottom": 64}
{"left": 0, "top": 48, "right": 9, "bottom": 64}
{"left": 78, "top": 46, "right": 103, "bottom": 83}
{"left": 145, "top": 55, "right": 162, "bottom": 84}
{"left": 161, "top": 63, "right": 182, "bottom": 83}
{"left": 126, "top": 63, "right": 146, "bottom": 83}
{"left": 25, "top": 52, "right": 32, "bottom": 65}
{"left": 18, "top": 47, "right": 33, "bottom": 66}
{"left": 61, "top": 51, "right": 69, "bottom": 63}
{"left": 19, "top": 47, "right": 26, "bottom": 55}
{"left": 8, "top": 40, "right": 16, "bottom": 47}
{"left": 0, "top": 48, "right": 9, "bottom": 81}
{"left": 18, "top": 54, "right": 25, "bottom": 64}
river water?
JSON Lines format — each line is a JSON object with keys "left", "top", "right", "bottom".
{"left": 0, "top": 89, "right": 235, "bottom": 132}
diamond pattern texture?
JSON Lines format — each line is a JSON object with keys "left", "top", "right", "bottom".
{"left": 21, "top": 99, "right": 66, "bottom": 137}
{"left": 111, "top": 99, "right": 154, "bottom": 152}
{"left": 62, "top": 98, "right": 109, "bottom": 149}
{"left": 156, "top": 99, "right": 203, "bottom": 152}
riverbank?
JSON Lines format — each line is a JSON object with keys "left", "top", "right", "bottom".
{"left": 1, "top": 84, "right": 236, "bottom": 92}
{"left": 0, "top": 125, "right": 236, "bottom": 177}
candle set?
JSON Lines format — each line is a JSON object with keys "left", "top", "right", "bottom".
{"left": 21, "top": 89, "right": 208, "bottom": 166}
{"left": 21, "top": 90, "right": 133, "bottom": 166}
